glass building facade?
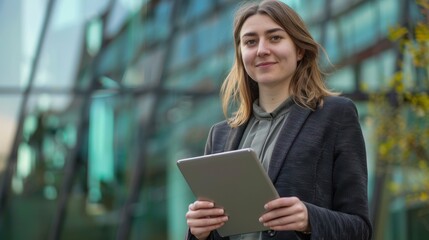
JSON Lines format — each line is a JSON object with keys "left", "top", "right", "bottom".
{"left": 0, "top": 0, "right": 428, "bottom": 239}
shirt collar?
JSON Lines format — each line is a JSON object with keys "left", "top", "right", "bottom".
{"left": 252, "top": 97, "right": 294, "bottom": 120}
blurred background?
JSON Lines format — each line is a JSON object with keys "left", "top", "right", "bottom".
{"left": 0, "top": 0, "right": 428, "bottom": 239}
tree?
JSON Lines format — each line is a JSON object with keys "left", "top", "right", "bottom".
{"left": 370, "top": 0, "right": 429, "bottom": 239}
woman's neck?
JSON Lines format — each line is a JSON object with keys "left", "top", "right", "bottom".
{"left": 258, "top": 84, "right": 290, "bottom": 113}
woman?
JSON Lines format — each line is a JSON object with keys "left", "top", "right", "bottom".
{"left": 185, "top": 0, "right": 372, "bottom": 239}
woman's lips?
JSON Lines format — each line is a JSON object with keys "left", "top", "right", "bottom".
{"left": 256, "top": 62, "right": 276, "bottom": 67}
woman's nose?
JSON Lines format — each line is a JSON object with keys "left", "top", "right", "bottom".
{"left": 257, "top": 40, "right": 270, "bottom": 57}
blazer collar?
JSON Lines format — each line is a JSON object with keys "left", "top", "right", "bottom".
{"left": 223, "top": 103, "right": 311, "bottom": 182}
{"left": 224, "top": 123, "right": 247, "bottom": 151}
{"left": 268, "top": 104, "right": 311, "bottom": 182}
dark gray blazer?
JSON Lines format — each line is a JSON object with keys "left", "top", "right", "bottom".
{"left": 187, "top": 96, "right": 372, "bottom": 240}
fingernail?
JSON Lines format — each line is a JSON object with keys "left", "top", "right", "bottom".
{"left": 259, "top": 217, "right": 263, "bottom": 222}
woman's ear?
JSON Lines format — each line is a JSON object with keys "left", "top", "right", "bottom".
{"left": 297, "top": 48, "right": 304, "bottom": 61}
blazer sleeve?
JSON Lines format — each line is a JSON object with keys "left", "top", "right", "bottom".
{"left": 204, "top": 124, "right": 215, "bottom": 155}
{"left": 186, "top": 229, "right": 228, "bottom": 240}
{"left": 185, "top": 124, "right": 230, "bottom": 240}
{"left": 304, "top": 99, "right": 372, "bottom": 240}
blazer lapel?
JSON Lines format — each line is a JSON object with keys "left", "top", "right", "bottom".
{"left": 224, "top": 123, "right": 247, "bottom": 151}
{"left": 268, "top": 104, "right": 311, "bottom": 182}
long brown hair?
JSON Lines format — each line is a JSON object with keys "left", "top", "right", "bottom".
{"left": 221, "top": 0, "right": 337, "bottom": 127}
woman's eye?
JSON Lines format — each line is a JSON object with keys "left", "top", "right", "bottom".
{"left": 271, "top": 35, "right": 281, "bottom": 41}
{"left": 244, "top": 39, "right": 256, "bottom": 46}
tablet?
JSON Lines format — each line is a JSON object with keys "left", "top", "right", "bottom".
{"left": 177, "top": 148, "right": 279, "bottom": 237}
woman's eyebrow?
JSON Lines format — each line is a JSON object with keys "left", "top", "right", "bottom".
{"left": 265, "top": 28, "right": 285, "bottom": 34}
{"left": 241, "top": 28, "right": 285, "bottom": 38}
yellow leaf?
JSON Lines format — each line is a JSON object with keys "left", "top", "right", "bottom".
{"left": 417, "top": 0, "right": 429, "bottom": 10}
{"left": 388, "top": 26, "right": 408, "bottom": 41}
{"left": 419, "top": 160, "right": 428, "bottom": 169}
{"left": 379, "top": 143, "right": 389, "bottom": 157}
{"left": 420, "top": 192, "right": 428, "bottom": 201}
{"left": 415, "top": 23, "right": 429, "bottom": 42}
{"left": 388, "top": 182, "right": 401, "bottom": 194}
{"left": 360, "top": 82, "right": 369, "bottom": 92}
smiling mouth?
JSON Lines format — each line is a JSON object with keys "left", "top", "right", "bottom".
{"left": 256, "top": 63, "right": 274, "bottom": 68}
{"left": 256, "top": 62, "right": 276, "bottom": 67}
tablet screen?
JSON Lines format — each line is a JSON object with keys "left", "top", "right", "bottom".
{"left": 177, "top": 148, "right": 279, "bottom": 237}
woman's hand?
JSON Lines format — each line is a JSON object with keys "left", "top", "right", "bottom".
{"left": 259, "top": 197, "right": 310, "bottom": 233}
{"left": 186, "top": 200, "right": 229, "bottom": 240}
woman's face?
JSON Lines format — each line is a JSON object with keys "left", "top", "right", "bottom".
{"left": 239, "top": 14, "right": 302, "bottom": 89}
